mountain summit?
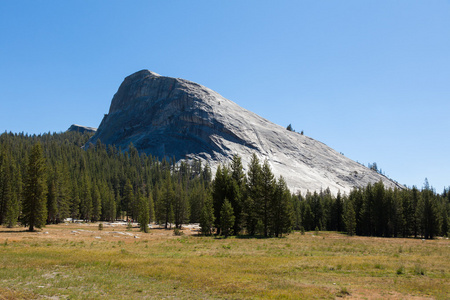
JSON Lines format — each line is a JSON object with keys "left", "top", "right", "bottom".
{"left": 89, "top": 70, "right": 401, "bottom": 195}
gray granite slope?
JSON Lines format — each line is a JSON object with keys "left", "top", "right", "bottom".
{"left": 88, "top": 70, "right": 402, "bottom": 195}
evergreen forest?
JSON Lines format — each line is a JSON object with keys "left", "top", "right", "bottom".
{"left": 0, "top": 131, "right": 449, "bottom": 239}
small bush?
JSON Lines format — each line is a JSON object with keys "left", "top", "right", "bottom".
{"left": 414, "top": 264, "right": 426, "bottom": 275}
{"left": 336, "top": 286, "right": 350, "bottom": 297}
{"left": 300, "top": 226, "right": 305, "bottom": 235}
{"left": 173, "top": 228, "right": 184, "bottom": 236}
{"left": 396, "top": 265, "right": 405, "bottom": 275}
{"left": 98, "top": 223, "right": 103, "bottom": 231}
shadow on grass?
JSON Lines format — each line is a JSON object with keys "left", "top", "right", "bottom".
{"left": 192, "top": 233, "right": 284, "bottom": 240}
{"left": 235, "top": 235, "right": 275, "bottom": 239}
{"left": 0, "top": 230, "right": 31, "bottom": 233}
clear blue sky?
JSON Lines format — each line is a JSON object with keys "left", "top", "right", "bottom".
{"left": 1, "top": 1, "right": 449, "bottom": 192}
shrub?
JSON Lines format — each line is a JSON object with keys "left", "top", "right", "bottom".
{"left": 414, "top": 264, "right": 426, "bottom": 275}
{"left": 300, "top": 226, "right": 305, "bottom": 235}
{"left": 396, "top": 265, "right": 405, "bottom": 275}
{"left": 173, "top": 228, "right": 184, "bottom": 236}
{"left": 98, "top": 223, "right": 103, "bottom": 231}
{"left": 336, "top": 286, "right": 350, "bottom": 297}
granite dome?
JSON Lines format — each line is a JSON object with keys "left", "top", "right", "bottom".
{"left": 89, "top": 70, "right": 402, "bottom": 195}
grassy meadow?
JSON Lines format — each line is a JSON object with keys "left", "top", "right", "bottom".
{"left": 0, "top": 223, "right": 448, "bottom": 299}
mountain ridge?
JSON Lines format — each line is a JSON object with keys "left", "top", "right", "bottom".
{"left": 67, "top": 124, "right": 97, "bottom": 133}
{"left": 89, "top": 70, "right": 403, "bottom": 195}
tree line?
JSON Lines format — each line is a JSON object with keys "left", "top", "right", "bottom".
{"left": 0, "top": 131, "right": 449, "bottom": 238}
{"left": 294, "top": 179, "right": 449, "bottom": 239}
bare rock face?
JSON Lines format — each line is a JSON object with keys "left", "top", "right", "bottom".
{"left": 89, "top": 70, "right": 402, "bottom": 195}
{"left": 68, "top": 124, "right": 97, "bottom": 134}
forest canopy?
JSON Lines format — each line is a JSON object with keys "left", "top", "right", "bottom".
{"left": 0, "top": 131, "right": 449, "bottom": 238}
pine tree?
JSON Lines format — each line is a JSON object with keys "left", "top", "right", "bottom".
{"left": 271, "top": 176, "right": 293, "bottom": 237}
{"left": 80, "top": 173, "right": 93, "bottom": 222}
{"left": 373, "top": 181, "right": 386, "bottom": 236}
{"left": 70, "top": 181, "right": 81, "bottom": 222}
{"left": 91, "top": 185, "right": 102, "bottom": 222}
{"left": 0, "top": 150, "right": 21, "bottom": 227}
{"left": 230, "top": 154, "right": 245, "bottom": 234}
{"left": 343, "top": 198, "right": 356, "bottom": 236}
{"left": 220, "top": 199, "right": 235, "bottom": 237}
{"left": 54, "top": 162, "right": 70, "bottom": 223}
{"left": 260, "top": 159, "right": 275, "bottom": 237}
{"left": 332, "top": 191, "right": 344, "bottom": 232}
{"left": 401, "top": 188, "right": 415, "bottom": 237}
{"left": 411, "top": 186, "right": 421, "bottom": 238}
{"left": 360, "top": 183, "right": 374, "bottom": 236}
{"left": 348, "top": 188, "right": 363, "bottom": 236}
{"left": 22, "top": 143, "right": 48, "bottom": 231}
{"left": 148, "top": 192, "right": 155, "bottom": 224}
{"left": 441, "top": 205, "right": 449, "bottom": 237}
{"left": 123, "top": 179, "right": 134, "bottom": 221}
{"left": 158, "top": 175, "right": 175, "bottom": 229}
{"left": 102, "top": 187, "right": 116, "bottom": 222}
{"left": 390, "top": 188, "right": 404, "bottom": 237}
{"left": 173, "top": 181, "right": 190, "bottom": 229}
{"left": 245, "top": 153, "right": 262, "bottom": 235}
{"left": 417, "top": 180, "right": 440, "bottom": 239}
{"left": 212, "top": 165, "right": 233, "bottom": 234}
{"left": 199, "top": 194, "right": 215, "bottom": 236}
{"left": 138, "top": 193, "right": 149, "bottom": 233}
{"left": 302, "top": 201, "right": 314, "bottom": 231}
{"left": 47, "top": 179, "right": 58, "bottom": 223}
{"left": 291, "top": 193, "right": 303, "bottom": 230}
{"left": 188, "top": 182, "right": 205, "bottom": 223}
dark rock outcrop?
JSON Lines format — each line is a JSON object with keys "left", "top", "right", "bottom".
{"left": 89, "top": 70, "right": 402, "bottom": 195}
{"left": 67, "top": 124, "right": 97, "bottom": 134}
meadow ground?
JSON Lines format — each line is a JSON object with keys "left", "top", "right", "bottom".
{"left": 0, "top": 223, "right": 448, "bottom": 299}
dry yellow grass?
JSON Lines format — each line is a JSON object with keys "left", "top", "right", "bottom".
{"left": 0, "top": 223, "right": 448, "bottom": 299}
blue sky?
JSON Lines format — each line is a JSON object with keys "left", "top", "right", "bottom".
{"left": 1, "top": 1, "right": 449, "bottom": 192}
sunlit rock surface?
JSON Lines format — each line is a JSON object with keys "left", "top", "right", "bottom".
{"left": 89, "top": 70, "right": 402, "bottom": 195}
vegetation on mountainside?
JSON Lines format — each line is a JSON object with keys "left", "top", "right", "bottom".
{"left": 0, "top": 131, "right": 449, "bottom": 238}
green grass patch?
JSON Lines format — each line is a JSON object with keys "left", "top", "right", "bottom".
{"left": 0, "top": 228, "right": 448, "bottom": 299}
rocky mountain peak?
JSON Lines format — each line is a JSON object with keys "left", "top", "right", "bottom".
{"left": 89, "top": 70, "right": 403, "bottom": 195}
{"left": 67, "top": 124, "right": 97, "bottom": 133}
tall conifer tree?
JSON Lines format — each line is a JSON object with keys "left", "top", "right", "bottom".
{"left": 22, "top": 143, "right": 48, "bottom": 231}
{"left": 220, "top": 199, "right": 235, "bottom": 237}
